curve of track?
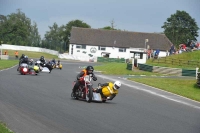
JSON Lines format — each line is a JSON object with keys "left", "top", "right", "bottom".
{"left": 0, "top": 61, "right": 200, "bottom": 133}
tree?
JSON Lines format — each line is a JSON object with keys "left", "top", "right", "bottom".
{"left": 100, "top": 19, "right": 117, "bottom": 30}
{"left": 101, "top": 26, "right": 116, "bottom": 30}
{"left": 42, "top": 19, "right": 91, "bottom": 52}
{"left": 0, "top": 9, "right": 41, "bottom": 46}
{"left": 29, "top": 21, "right": 41, "bottom": 47}
{"left": 162, "top": 10, "right": 199, "bottom": 47}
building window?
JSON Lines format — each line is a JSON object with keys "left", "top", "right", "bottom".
{"left": 76, "top": 44, "right": 86, "bottom": 49}
{"left": 98, "top": 46, "right": 106, "bottom": 51}
{"left": 119, "top": 48, "right": 126, "bottom": 52}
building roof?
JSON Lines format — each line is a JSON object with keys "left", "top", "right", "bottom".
{"left": 70, "top": 27, "right": 173, "bottom": 51}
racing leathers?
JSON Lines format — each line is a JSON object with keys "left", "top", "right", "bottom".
{"left": 72, "top": 69, "right": 97, "bottom": 95}
{"left": 96, "top": 82, "right": 118, "bottom": 100}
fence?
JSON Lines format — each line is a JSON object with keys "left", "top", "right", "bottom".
{"left": 152, "top": 57, "right": 200, "bottom": 67}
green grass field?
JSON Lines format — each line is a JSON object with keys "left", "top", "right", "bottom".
{"left": 0, "top": 122, "right": 13, "bottom": 133}
{"left": 94, "top": 62, "right": 200, "bottom": 102}
{"left": 0, "top": 60, "right": 18, "bottom": 70}
{"left": 129, "top": 78, "right": 200, "bottom": 102}
{"left": 94, "top": 62, "right": 163, "bottom": 76}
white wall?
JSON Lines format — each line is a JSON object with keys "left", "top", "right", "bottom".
{"left": 69, "top": 44, "right": 149, "bottom": 59}
{"left": 0, "top": 44, "right": 59, "bottom": 56}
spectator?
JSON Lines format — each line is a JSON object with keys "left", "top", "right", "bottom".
{"left": 196, "top": 42, "right": 200, "bottom": 50}
{"left": 15, "top": 51, "right": 19, "bottom": 59}
{"left": 166, "top": 50, "right": 169, "bottom": 56}
{"left": 147, "top": 49, "right": 151, "bottom": 59}
{"left": 169, "top": 44, "right": 175, "bottom": 55}
{"left": 179, "top": 44, "right": 186, "bottom": 53}
{"left": 4, "top": 50, "right": 8, "bottom": 55}
{"left": 190, "top": 41, "right": 197, "bottom": 51}
{"left": 155, "top": 49, "right": 160, "bottom": 58}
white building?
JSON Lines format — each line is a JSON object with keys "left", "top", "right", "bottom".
{"left": 68, "top": 27, "right": 173, "bottom": 63}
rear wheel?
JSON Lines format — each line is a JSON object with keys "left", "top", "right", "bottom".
{"left": 86, "top": 86, "right": 93, "bottom": 103}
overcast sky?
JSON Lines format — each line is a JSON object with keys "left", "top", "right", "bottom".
{"left": 0, "top": 0, "right": 200, "bottom": 41}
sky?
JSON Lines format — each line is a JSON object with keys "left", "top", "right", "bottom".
{"left": 0, "top": 0, "right": 200, "bottom": 41}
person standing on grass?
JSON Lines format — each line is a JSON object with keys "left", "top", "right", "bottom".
{"left": 4, "top": 50, "right": 8, "bottom": 55}
{"left": 15, "top": 51, "right": 19, "bottom": 59}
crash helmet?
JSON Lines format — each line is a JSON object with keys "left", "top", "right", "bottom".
{"left": 113, "top": 81, "right": 121, "bottom": 90}
{"left": 30, "top": 59, "right": 34, "bottom": 63}
{"left": 40, "top": 56, "right": 44, "bottom": 61}
{"left": 58, "top": 60, "right": 60, "bottom": 62}
{"left": 22, "top": 54, "right": 25, "bottom": 58}
{"left": 52, "top": 58, "right": 55, "bottom": 62}
{"left": 86, "top": 65, "right": 94, "bottom": 74}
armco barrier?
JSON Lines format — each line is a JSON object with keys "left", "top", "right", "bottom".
{"left": 138, "top": 64, "right": 153, "bottom": 72}
{"left": 182, "top": 69, "right": 196, "bottom": 77}
{"left": 126, "top": 63, "right": 132, "bottom": 70}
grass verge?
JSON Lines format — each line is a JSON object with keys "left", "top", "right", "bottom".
{"left": 94, "top": 62, "right": 200, "bottom": 102}
{"left": 94, "top": 62, "right": 163, "bottom": 76}
{"left": 129, "top": 78, "right": 200, "bottom": 102}
{"left": 0, "top": 60, "right": 18, "bottom": 70}
{"left": 0, "top": 122, "right": 13, "bottom": 133}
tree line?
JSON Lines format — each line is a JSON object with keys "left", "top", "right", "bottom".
{"left": 0, "top": 9, "right": 199, "bottom": 53}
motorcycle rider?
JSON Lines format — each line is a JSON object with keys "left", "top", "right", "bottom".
{"left": 29, "top": 59, "right": 34, "bottom": 65}
{"left": 18, "top": 54, "right": 25, "bottom": 67}
{"left": 20, "top": 56, "right": 29, "bottom": 64}
{"left": 94, "top": 81, "right": 121, "bottom": 100}
{"left": 57, "top": 60, "right": 60, "bottom": 65}
{"left": 72, "top": 65, "right": 97, "bottom": 96}
{"left": 51, "top": 58, "right": 56, "bottom": 64}
{"left": 50, "top": 58, "right": 56, "bottom": 68}
{"left": 17, "top": 55, "right": 28, "bottom": 71}
{"left": 39, "top": 56, "right": 46, "bottom": 67}
{"left": 39, "top": 56, "right": 53, "bottom": 73}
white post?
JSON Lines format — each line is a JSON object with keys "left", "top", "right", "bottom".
{"left": 196, "top": 67, "right": 199, "bottom": 80}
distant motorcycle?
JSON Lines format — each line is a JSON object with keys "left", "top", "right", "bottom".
{"left": 55, "top": 63, "right": 62, "bottom": 70}
{"left": 18, "top": 63, "right": 39, "bottom": 75}
{"left": 35, "top": 60, "right": 53, "bottom": 73}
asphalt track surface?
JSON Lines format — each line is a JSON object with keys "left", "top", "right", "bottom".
{"left": 0, "top": 61, "right": 200, "bottom": 133}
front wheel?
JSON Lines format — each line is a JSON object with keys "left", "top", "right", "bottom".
{"left": 86, "top": 85, "right": 93, "bottom": 103}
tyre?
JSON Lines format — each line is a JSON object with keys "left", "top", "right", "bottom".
{"left": 86, "top": 86, "right": 93, "bottom": 103}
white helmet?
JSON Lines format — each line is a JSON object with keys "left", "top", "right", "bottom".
{"left": 113, "top": 81, "right": 121, "bottom": 90}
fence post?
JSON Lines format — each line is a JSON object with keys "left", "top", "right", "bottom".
{"left": 196, "top": 67, "right": 199, "bottom": 80}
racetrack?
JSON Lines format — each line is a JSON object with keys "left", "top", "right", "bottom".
{"left": 0, "top": 61, "right": 200, "bottom": 133}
